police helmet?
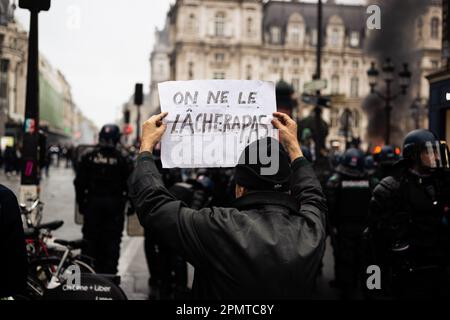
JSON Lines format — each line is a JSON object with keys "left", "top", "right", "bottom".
{"left": 374, "top": 145, "right": 399, "bottom": 164}
{"left": 340, "top": 148, "right": 365, "bottom": 171}
{"left": 99, "top": 124, "right": 121, "bottom": 146}
{"left": 402, "top": 129, "right": 449, "bottom": 170}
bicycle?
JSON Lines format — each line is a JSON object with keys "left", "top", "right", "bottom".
{"left": 18, "top": 199, "right": 127, "bottom": 300}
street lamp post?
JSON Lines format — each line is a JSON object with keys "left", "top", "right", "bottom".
{"left": 18, "top": 0, "right": 50, "bottom": 203}
{"left": 367, "top": 58, "right": 411, "bottom": 145}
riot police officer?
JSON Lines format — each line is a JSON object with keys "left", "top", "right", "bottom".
{"left": 368, "top": 129, "right": 450, "bottom": 299}
{"left": 326, "top": 148, "right": 378, "bottom": 299}
{"left": 74, "top": 124, "right": 133, "bottom": 274}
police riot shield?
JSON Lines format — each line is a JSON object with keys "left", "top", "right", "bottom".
{"left": 73, "top": 144, "right": 96, "bottom": 226}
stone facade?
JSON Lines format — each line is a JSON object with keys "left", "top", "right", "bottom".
{"left": 149, "top": 0, "right": 443, "bottom": 149}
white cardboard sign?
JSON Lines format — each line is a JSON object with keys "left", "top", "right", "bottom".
{"left": 158, "top": 80, "right": 277, "bottom": 168}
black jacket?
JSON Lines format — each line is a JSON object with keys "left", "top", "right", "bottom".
{"left": 128, "top": 152, "right": 327, "bottom": 299}
{"left": 0, "top": 185, "right": 28, "bottom": 298}
{"left": 74, "top": 145, "right": 133, "bottom": 210}
{"left": 368, "top": 169, "right": 450, "bottom": 267}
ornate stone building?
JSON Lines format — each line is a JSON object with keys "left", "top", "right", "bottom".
{"left": 0, "top": 0, "right": 28, "bottom": 138}
{"left": 149, "top": 0, "right": 443, "bottom": 149}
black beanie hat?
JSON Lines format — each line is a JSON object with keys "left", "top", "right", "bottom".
{"left": 235, "top": 137, "right": 292, "bottom": 192}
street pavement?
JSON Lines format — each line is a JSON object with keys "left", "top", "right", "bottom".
{"left": 0, "top": 165, "right": 338, "bottom": 300}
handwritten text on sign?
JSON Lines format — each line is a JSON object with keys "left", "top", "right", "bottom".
{"left": 158, "top": 80, "right": 277, "bottom": 168}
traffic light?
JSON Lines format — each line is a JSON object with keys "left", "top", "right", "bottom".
{"left": 123, "top": 124, "right": 133, "bottom": 136}
{"left": 134, "top": 83, "right": 143, "bottom": 106}
{"left": 124, "top": 109, "right": 130, "bottom": 124}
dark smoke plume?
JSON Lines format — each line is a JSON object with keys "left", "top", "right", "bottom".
{"left": 363, "top": 0, "right": 430, "bottom": 146}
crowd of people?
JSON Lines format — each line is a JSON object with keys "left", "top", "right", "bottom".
{"left": 0, "top": 141, "right": 75, "bottom": 180}
{"left": 1, "top": 105, "right": 449, "bottom": 300}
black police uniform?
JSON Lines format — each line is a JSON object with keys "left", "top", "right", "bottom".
{"left": 74, "top": 137, "right": 132, "bottom": 274}
{"left": 368, "top": 130, "right": 450, "bottom": 299}
{"left": 368, "top": 168, "right": 450, "bottom": 299}
{"left": 326, "top": 149, "right": 378, "bottom": 299}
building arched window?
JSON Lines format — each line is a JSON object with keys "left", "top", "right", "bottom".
{"left": 350, "top": 77, "right": 359, "bottom": 97}
{"left": 215, "top": 12, "right": 226, "bottom": 37}
{"left": 349, "top": 31, "right": 360, "bottom": 47}
{"left": 330, "top": 28, "right": 340, "bottom": 47}
{"left": 290, "top": 24, "right": 301, "bottom": 44}
{"left": 431, "top": 17, "right": 440, "bottom": 39}
{"left": 287, "top": 13, "right": 304, "bottom": 46}
{"left": 271, "top": 27, "right": 281, "bottom": 44}
{"left": 331, "top": 75, "right": 340, "bottom": 94}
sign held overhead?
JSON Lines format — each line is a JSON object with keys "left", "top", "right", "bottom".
{"left": 158, "top": 80, "right": 278, "bottom": 168}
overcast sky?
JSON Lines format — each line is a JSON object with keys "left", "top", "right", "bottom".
{"left": 14, "top": 0, "right": 365, "bottom": 128}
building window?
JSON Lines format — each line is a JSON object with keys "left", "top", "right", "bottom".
{"left": 431, "top": 17, "right": 440, "bottom": 39}
{"left": 272, "top": 57, "right": 279, "bottom": 65}
{"left": 215, "top": 52, "right": 225, "bottom": 62}
{"left": 330, "top": 108, "right": 339, "bottom": 127}
{"left": 213, "top": 72, "right": 225, "bottom": 79}
{"left": 215, "top": 12, "right": 226, "bottom": 37}
{"left": 353, "top": 109, "right": 360, "bottom": 128}
{"left": 0, "top": 59, "right": 9, "bottom": 73}
{"left": 330, "top": 28, "right": 340, "bottom": 47}
{"left": 293, "top": 58, "right": 300, "bottom": 66}
{"left": 417, "top": 17, "right": 423, "bottom": 38}
{"left": 290, "top": 24, "right": 301, "bottom": 44}
{"left": 332, "top": 60, "right": 339, "bottom": 68}
{"left": 431, "top": 60, "right": 439, "bottom": 69}
{"left": 246, "top": 65, "right": 252, "bottom": 80}
{"left": 271, "top": 27, "right": 281, "bottom": 44}
{"left": 247, "top": 17, "right": 253, "bottom": 36}
{"left": 0, "top": 60, "right": 7, "bottom": 100}
{"left": 349, "top": 31, "right": 360, "bottom": 47}
{"left": 188, "top": 62, "right": 194, "bottom": 80}
{"left": 311, "top": 29, "right": 318, "bottom": 46}
{"left": 292, "top": 78, "right": 300, "bottom": 93}
{"left": 352, "top": 60, "right": 359, "bottom": 68}
{"left": 350, "top": 77, "right": 359, "bottom": 98}
{"left": 0, "top": 82, "right": 7, "bottom": 99}
{"left": 187, "top": 13, "right": 196, "bottom": 33}
{"left": 331, "top": 75, "right": 339, "bottom": 94}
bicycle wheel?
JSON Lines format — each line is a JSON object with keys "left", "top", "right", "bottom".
{"left": 28, "top": 256, "right": 95, "bottom": 289}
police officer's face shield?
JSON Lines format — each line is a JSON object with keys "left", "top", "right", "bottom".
{"left": 419, "top": 141, "right": 450, "bottom": 170}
